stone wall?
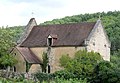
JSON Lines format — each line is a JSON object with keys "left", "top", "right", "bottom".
{"left": 30, "top": 47, "right": 48, "bottom": 62}
{"left": 13, "top": 48, "right": 42, "bottom": 73}
{"left": 13, "top": 48, "right": 26, "bottom": 73}
{"left": 29, "top": 64, "right": 42, "bottom": 73}
{"left": 52, "top": 46, "right": 85, "bottom": 72}
{"left": 86, "top": 22, "right": 110, "bottom": 61}
{"left": 31, "top": 46, "right": 85, "bottom": 73}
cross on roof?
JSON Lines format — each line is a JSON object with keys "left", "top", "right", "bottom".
{"left": 31, "top": 12, "right": 34, "bottom": 17}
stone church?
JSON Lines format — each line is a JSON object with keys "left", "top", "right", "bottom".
{"left": 12, "top": 18, "right": 111, "bottom": 73}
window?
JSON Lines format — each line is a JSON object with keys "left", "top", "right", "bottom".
{"left": 48, "top": 38, "right": 52, "bottom": 46}
{"left": 14, "top": 66, "right": 16, "bottom": 72}
{"left": 47, "top": 34, "right": 57, "bottom": 46}
{"left": 48, "top": 65, "right": 50, "bottom": 73}
{"left": 104, "top": 44, "right": 106, "bottom": 47}
{"left": 14, "top": 53, "right": 16, "bottom": 56}
{"left": 93, "top": 42, "right": 95, "bottom": 46}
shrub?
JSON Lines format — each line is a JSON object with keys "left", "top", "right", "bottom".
{"left": 41, "top": 52, "right": 49, "bottom": 73}
{"left": 34, "top": 72, "right": 54, "bottom": 82}
{"left": 54, "top": 78, "right": 87, "bottom": 83}
{"left": 54, "top": 70, "right": 76, "bottom": 79}
{"left": 59, "top": 50, "right": 103, "bottom": 80}
{"left": 90, "top": 61, "right": 120, "bottom": 83}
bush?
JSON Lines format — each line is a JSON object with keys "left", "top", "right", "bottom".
{"left": 54, "top": 78, "right": 87, "bottom": 83}
{"left": 59, "top": 50, "right": 103, "bottom": 80}
{"left": 54, "top": 70, "right": 76, "bottom": 79}
{"left": 34, "top": 71, "right": 88, "bottom": 83}
{"left": 34, "top": 72, "right": 54, "bottom": 82}
{"left": 0, "top": 77, "right": 36, "bottom": 83}
{"left": 90, "top": 61, "right": 120, "bottom": 83}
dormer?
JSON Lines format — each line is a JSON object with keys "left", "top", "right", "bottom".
{"left": 47, "top": 34, "right": 57, "bottom": 46}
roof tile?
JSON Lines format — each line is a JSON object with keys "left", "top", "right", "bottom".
{"left": 20, "top": 22, "right": 96, "bottom": 47}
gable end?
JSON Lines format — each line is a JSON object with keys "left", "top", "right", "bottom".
{"left": 86, "top": 19, "right": 111, "bottom": 47}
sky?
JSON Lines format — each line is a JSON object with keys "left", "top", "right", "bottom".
{"left": 0, "top": 0, "right": 120, "bottom": 27}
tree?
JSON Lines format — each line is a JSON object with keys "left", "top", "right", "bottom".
{"left": 91, "top": 61, "right": 120, "bottom": 83}
{"left": 59, "top": 50, "right": 103, "bottom": 79}
{"left": 0, "top": 54, "right": 17, "bottom": 67}
{"left": 0, "top": 26, "right": 23, "bottom": 69}
{"left": 41, "top": 52, "right": 49, "bottom": 73}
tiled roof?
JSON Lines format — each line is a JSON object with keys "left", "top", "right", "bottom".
{"left": 17, "top": 18, "right": 37, "bottom": 44}
{"left": 20, "top": 22, "right": 96, "bottom": 47}
{"left": 16, "top": 47, "right": 41, "bottom": 64}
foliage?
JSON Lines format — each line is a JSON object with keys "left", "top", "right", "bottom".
{"left": 111, "top": 55, "right": 120, "bottom": 68}
{"left": 34, "top": 72, "right": 54, "bottom": 82}
{"left": 54, "top": 78, "right": 87, "bottom": 83}
{"left": 26, "top": 62, "right": 32, "bottom": 72}
{"left": 59, "top": 52, "right": 120, "bottom": 82}
{"left": 34, "top": 72, "right": 87, "bottom": 83}
{"left": 0, "top": 76, "right": 87, "bottom": 83}
{"left": 59, "top": 54, "right": 72, "bottom": 68}
{"left": 0, "top": 77, "right": 36, "bottom": 83}
{"left": 0, "top": 54, "right": 17, "bottom": 67}
{"left": 0, "top": 26, "right": 24, "bottom": 68}
{"left": 54, "top": 70, "right": 76, "bottom": 79}
{"left": 59, "top": 50, "right": 103, "bottom": 80}
{"left": 0, "top": 55, "right": 119, "bottom": 83}
{"left": 90, "top": 61, "right": 120, "bottom": 83}
{"left": 41, "top": 52, "right": 49, "bottom": 73}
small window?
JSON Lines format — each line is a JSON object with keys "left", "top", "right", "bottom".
{"left": 48, "top": 38, "right": 52, "bottom": 46}
{"left": 14, "top": 66, "right": 16, "bottom": 72}
{"left": 14, "top": 53, "right": 16, "bottom": 56}
{"left": 104, "top": 44, "right": 106, "bottom": 47}
{"left": 47, "top": 34, "right": 57, "bottom": 46}
{"left": 48, "top": 65, "right": 50, "bottom": 73}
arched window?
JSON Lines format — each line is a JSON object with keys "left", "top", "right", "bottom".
{"left": 47, "top": 35, "right": 53, "bottom": 46}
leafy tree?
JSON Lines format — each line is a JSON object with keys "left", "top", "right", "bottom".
{"left": 59, "top": 54, "right": 72, "bottom": 68}
{"left": 0, "top": 54, "right": 17, "bottom": 67}
{"left": 111, "top": 54, "right": 120, "bottom": 68}
{"left": 59, "top": 50, "right": 103, "bottom": 79}
{"left": 91, "top": 61, "right": 120, "bottom": 83}
{"left": 0, "top": 26, "right": 23, "bottom": 68}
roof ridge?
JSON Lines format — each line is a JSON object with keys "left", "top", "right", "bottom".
{"left": 38, "top": 21, "right": 96, "bottom": 26}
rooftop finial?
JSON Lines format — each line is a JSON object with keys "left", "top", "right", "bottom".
{"left": 31, "top": 11, "right": 34, "bottom": 18}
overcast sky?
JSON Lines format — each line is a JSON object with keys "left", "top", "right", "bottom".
{"left": 0, "top": 0, "right": 120, "bottom": 27}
